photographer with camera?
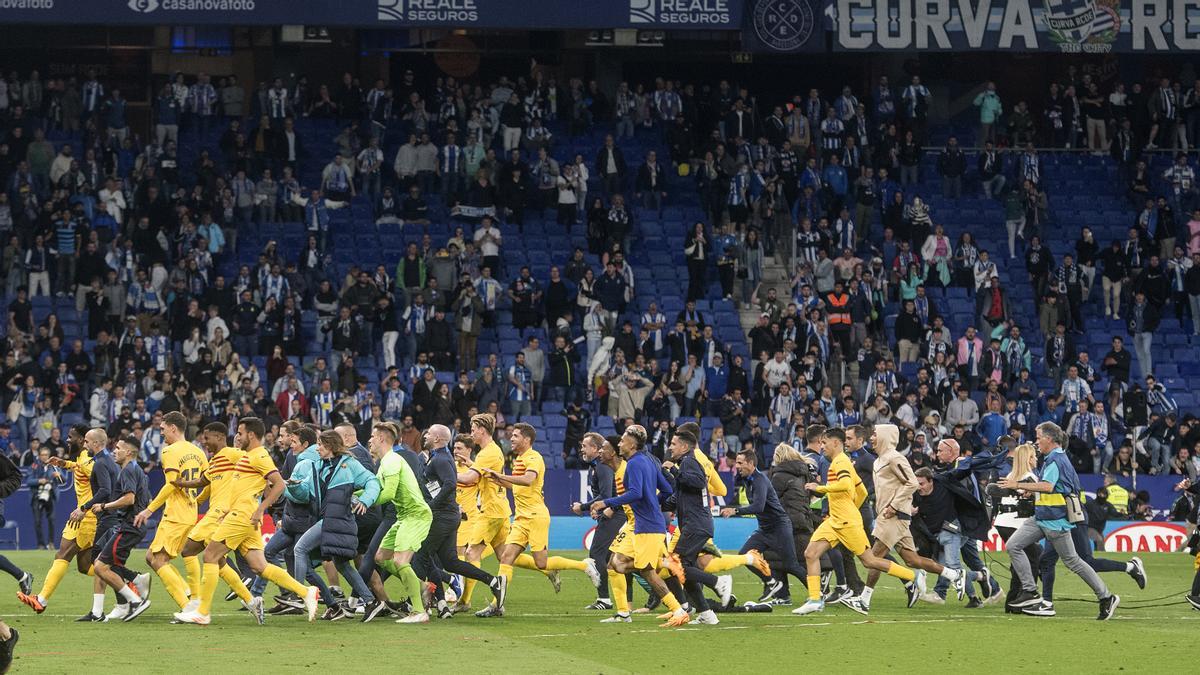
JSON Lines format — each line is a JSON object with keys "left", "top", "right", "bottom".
{"left": 998, "top": 422, "right": 1119, "bottom": 620}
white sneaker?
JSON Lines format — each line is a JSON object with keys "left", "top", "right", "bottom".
{"left": 172, "top": 608, "right": 211, "bottom": 625}
{"left": 181, "top": 598, "right": 200, "bottom": 614}
{"left": 690, "top": 609, "right": 719, "bottom": 625}
{"left": 920, "top": 592, "right": 946, "bottom": 605}
{"left": 134, "top": 573, "right": 152, "bottom": 599}
{"left": 105, "top": 604, "right": 130, "bottom": 621}
{"left": 792, "top": 599, "right": 825, "bottom": 615}
{"left": 714, "top": 575, "right": 734, "bottom": 607}
{"left": 303, "top": 586, "right": 320, "bottom": 622}
{"left": 397, "top": 611, "right": 430, "bottom": 624}
{"left": 243, "top": 595, "right": 265, "bottom": 625}
{"left": 584, "top": 558, "right": 602, "bottom": 589}
{"left": 601, "top": 612, "right": 632, "bottom": 623}
{"left": 949, "top": 568, "right": 966, "bottom": 601}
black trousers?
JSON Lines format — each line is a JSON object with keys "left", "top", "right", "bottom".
{"left": 590, "top": 515, "right": 625, "bottom": 598}
{"left": 686, "top": 258, "right": 706, "bottom": 301}
{"left": 675, "top": 528, "right": 713, "bottom": 612}
{"left": 357, "top": 509, "right": 396, "bottom": 587}
{"left": 414, "top": 514, "right": 494, "bottom": 601}
{"left": 740, "top": 524, "right": 807, "bottom": 585}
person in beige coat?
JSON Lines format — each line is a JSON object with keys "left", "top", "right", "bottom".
{"left": 841, "top": 423, "right": 965, "bottom": 614}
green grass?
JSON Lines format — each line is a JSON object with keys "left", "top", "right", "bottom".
{"left": 1, "top": 549, "right": 1195, "bottom": 673}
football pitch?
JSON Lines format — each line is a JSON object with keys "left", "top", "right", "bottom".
{"left": 1, "top": 549, "right": 1193, "bottom": 673}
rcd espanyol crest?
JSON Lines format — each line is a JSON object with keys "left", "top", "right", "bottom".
{"left": 753, "top": 0, "right": 815, "bottom": 52}
{"left": 1042, "top": 0, "right": 1119, "bottom": 46}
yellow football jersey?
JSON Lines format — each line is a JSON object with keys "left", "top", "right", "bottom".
{"left": 471, "top": 441, "right": 512, "bottom": 519}
{"left": 226, "top": 446, "right": 278, "bottom": 517}
{"left": 204, "top": 446, "right": 247, "bottom": 514}
{"left": 693, "top": 448, "right": 727, "bottom": 497}
{"left": 455, "top": 456, "right": 480, "bottom": 515}
{"left": 818, "top": 452, "right": 866, "bottom": 530}
{"left": 510, "top": 447, "right": 548, "bottom": 518}
{"left": 69, "top": 449, "right": 94, "bottom": 506}
{"left": 161, "top": 440, "right": 210, "bottom": 522}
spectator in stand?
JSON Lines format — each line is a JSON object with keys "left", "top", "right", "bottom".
{"left": 937, "top": 136, "right": 966, "bottom": 200}
{"left": 973, "top": 82, "right": 1002, "bottom": 145}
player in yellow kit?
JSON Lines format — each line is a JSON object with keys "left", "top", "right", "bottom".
{"left": 795, "top": 428, "right": 917, "bottom": 615}
{"left": 474, "top": 423, "right": 600, "bottom": 617}
{"left": 454, "top": 437, "right": 480, "bottom": 552}
{"left": 169, "top": 422, "right": 261, "bottom": 623}
{"left": 18, "top": 425, "right": 99, "bottom": 613}
{"left": 173, "top": 417, "right": 317, "bottom": 625}
{"left": 132, "top": 411, "right": 207, "bottom": 613}
{"left": 455, "top": 413, "right": 511, "bottom": 609}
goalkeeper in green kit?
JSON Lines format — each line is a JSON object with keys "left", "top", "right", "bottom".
{"left": 365, "top": 423, "right": 434, "bottom": 624}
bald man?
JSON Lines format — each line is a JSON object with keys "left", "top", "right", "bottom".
{"left": 411, "top": 425, "right": 503, "bottom": 618}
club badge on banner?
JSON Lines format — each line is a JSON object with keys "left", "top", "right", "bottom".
{"left": 742, "top": 0, "right": 825, "bottom": 52}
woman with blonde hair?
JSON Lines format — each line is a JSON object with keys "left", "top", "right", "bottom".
{"left": 993, "top": 442, "right": 1040, "bottom": 610}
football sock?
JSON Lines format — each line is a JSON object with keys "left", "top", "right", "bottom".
{"left": 609, "top": 570, "right": 629, "bottom": 614}
{"left": 545, "top": 556, "right": 587, "bottom": 571}
{"left": 887, "top": 562, "right": 916, "bottom": 582}
{"left": 198, "top": 563, "right": 220, "bottom": 615}
{"left": 91, "top": 593, "right": 104, "bottom": 616}
{"left": 183, "top": 556, "right": 202, "bottom": 598}
{"left": 397, "top": 564, "right": 425, "bottom": 613}
{"left": 704, "top": 556, "right": 746, "bottom": 574}
{"left": 156, "top": 564, "right": 191, "bottom": 609}
{"left": 261, "top": 564, "right": 307, "bottom": 597}
{"left": 806, "top": 575, "right": 822, "bottom": 601}
{"left": 219, "top": 564, "right": 253, "bottom": 603}
{"left": 39, "top": 559, "right": 70, "bottom": 601}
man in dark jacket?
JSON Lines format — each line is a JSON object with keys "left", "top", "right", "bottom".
{"left": 932, "top": 439, "right": 1005, "bottom": 602}
{"left": 937, "top": 136, "right": 966, "bottom": 199}
{"left": 0, "top": 450, "right": 32, "bottom": 593}
{"left": 721, "top": 450, "right": 806, "bottom": 605}
{"left": 594, "top": 135, "right": 626, "bottom": 196}
{"left": 663, "top": 427, "right": 717, "bottom": 624}
{"left": 573, "top": 432, "right": 624, "bottom": 609}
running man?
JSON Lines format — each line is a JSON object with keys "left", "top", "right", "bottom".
{"left": 173, "top": 417, "right": 318, "bottom": 625}
{"left": 91, "top": 436, "right": 153, "bottom": 622}
{"left": 795, "top": 428, "right": 919, "bottom": 616}
{"left": 846, "top": 424, "right": 964, "bottom": 614}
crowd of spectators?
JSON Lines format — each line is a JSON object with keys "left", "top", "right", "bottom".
{"left": 1, "top": 63, "right": 1199, "bottom": 527}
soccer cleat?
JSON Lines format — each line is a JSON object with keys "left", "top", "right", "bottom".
{"left": 767, "top": 596, "right": 792, "bottom": 607}
{"left": 244, "top": 596, "right": 265, "bottom": 625}
{"left": 267, "top": 603, "right": 301, "bottom": 615}
{"left": 490, "top": 575, "right": 507, "bottom": 609}
{"left": 303, "top": 586, "right": 320, "bottom": 622}
{"left": 274, "top": 592, "right": 303, "bottom": 609}
{"left": 320, "top": 605, "right": 344, "bottom": 621}
{"left": 1128, "top": 557, "right": 1147, "bottom": 590}
{"left": 690, "top": 609, "right": 719, "bottom": 625}
{"left": 758, "top": 579, "right": 785, "bottom": 603}
{"left": 398, "top": 611, "right": 430, "bottom": 624}
{"left": 17, "top": 572, "right": 33, "bottom": 597}
{"left": 584, "top": 558, "right": 602, "bottom": 589}
{"left": 123, "top": 599, "right": 152, "bottom": 622}
{"left": 392, "top": 600, "right": 413, "bottom": 616}
{"left": 447, "top": 574, "right": 463, "bottom": 603}
{"left": 746, "top": 549, "right": 772, "bottom": 577}
{"left": 76, "top": 612, "right": 107, "bottom": 622}
{"left": 361, "top": 600, "right": 388, "bottom": 623}
{"left": 1022, "top": 600, "right": 1056, "bottom": 617}
{"left": 181, "top": 598, "right": 201, "bottom": 614}
{"left": 474, "top": 604, "right": 504, "bottom": 618}
{"left": 841, "top": 596, "right": 869, "bottom": 616}
{"left": 172, "top": 608, "right": 211, "bottom": 625}
{"left": 449, "top": 599, "right": 471, "bottom": 615}
{"left": 663, "top": 554, "right": 687, "bottom": 586}
{"left": 950, "top": 569, "right": 966, "bottom": 601}
{"left": 16, "top": 592, "right": 45, "bottom": 614}
{"left": 919, "top": 592, "right": 945, "bottom": 605}
{"left": 1186, "top": 594, "right": 1200, "bottom": 611}
{"left": 547, "top": 569, "right": 562, "bottom": 594}
{"left": 584, "top": 599, "right": 614, "bottom": 610}
{"left": 660, "top": 607, "right": 690, "bottom": 628}
{"left": 1007, "top": 589, "right": 1042, "bottom": 609}
{"left": 1097, "top": 594, "right": 1119, "bottom": 621}
{"left": 714, "top": 575, "right": 734, "bottom": 607}
{"left": 965, "top": 597, "right": 984, "bottom": 609}
{"left": 600, "top": 612, "right": 632, "bottom": 623}
{"left": 436, "top": 601, "right": 454, "bottom": 620}
{"left": 105, "top": 603, "right": 131, "bottom": 621}
{"left": 328, "top": 585, "right": 345, "bottom": 602}
{"left": 791, "top": 599, "right": 825, "bottom": 616}
{"left": 133, "top": 573, "right": 151, "bottom": 600}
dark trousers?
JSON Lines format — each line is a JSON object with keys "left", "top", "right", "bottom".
{"left": 740, "top": 523, "right": 807, "bottom": 585}
{"left": 675, "top": 528, "right": 714, "bottom": 612}
{"left": 357, "top": 508, "right": 396, "bottom": 586}
{"left": 590, "top": 515, "right": 625, "bottom": 598}
{"left": 686, "top": 258, "right": 706, "bottom": 301}
{"left": 31, "top": 500, "right": 54, "bottom": 547}
{"left": 413, "top": 513, "right": 495, "bottom": 602}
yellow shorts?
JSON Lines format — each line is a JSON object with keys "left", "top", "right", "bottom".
{"left": 212, "top": 512, "right": 265, "bottom": 555}
{"left": 466, "top": 516, "right": 510, "bottom": 550}
{"left": 812, "top": 520, "right": 870, "bottom": 556}
{"left": 188, "top": 511, "right": 226, "bottom": 545}
{"left": 62, "top": 513, "right": 97, "bottom": 549}
{"left": 611, "top": 523, "right": 668, "bottom": 570}
{"left": 1194, "top": 551, "right": 1200, "bottom": 571}
{"left": 149, "top": 519, "right": 195, "bottom": 557}
{"left": 457, "top": 512, "right": 478, "bottom": 548}
{"left": 505, "top": 515, "right": 550, "bottom": 552}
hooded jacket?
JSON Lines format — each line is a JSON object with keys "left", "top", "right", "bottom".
{"left": 768, "top": 459, "right": 816, "bottom": 533}
{"left": 871, "top": 424, "right": 918, "bottom": 518}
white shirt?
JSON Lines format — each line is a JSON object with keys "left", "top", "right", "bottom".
{"left": 474, "top": 226, "right": 501, "bottom": 257}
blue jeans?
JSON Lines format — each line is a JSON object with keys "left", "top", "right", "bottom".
{"left": 251, "top": 528, "right": 329, "bottom": 599}
{"left": 934, "top": 526, "right": 980, "bottom": 599}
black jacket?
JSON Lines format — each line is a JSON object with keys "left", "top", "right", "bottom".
{"left": 768, "top": 460, "right": 816, "bottom": 533}
{"left": 930, "top": 468, "right": 990, "bottom": 541}
{"left": 594, "top": 146, "right": 626, "bottom": 177}
{"left": 667, "top": 452, "right": 714, "bottom": 537}
{"left": 733, "top": 469, "right": 790, "bottom": 531}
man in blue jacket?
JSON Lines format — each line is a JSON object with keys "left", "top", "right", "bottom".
{"left": 25, "top": 447, "right": 64, "bottom": 550}
{"left": 999, "top": 422, "right": 1119, "bottom": 620}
